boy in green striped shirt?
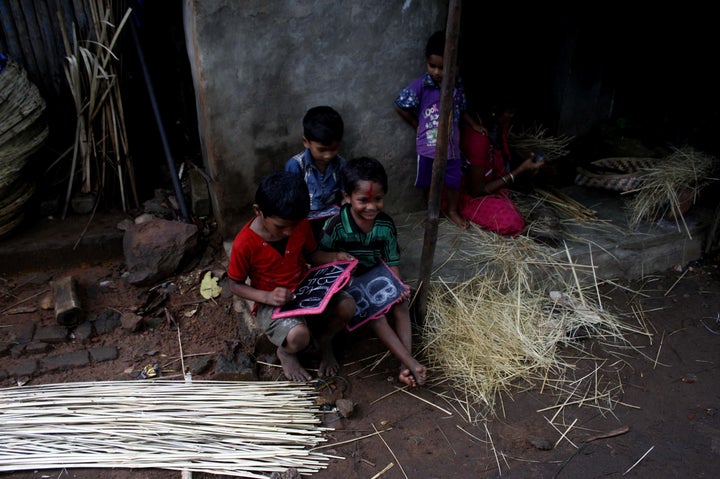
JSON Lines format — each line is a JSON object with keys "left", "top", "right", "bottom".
{"left": 320, "top": 157, "right": 427, "bottom": 387}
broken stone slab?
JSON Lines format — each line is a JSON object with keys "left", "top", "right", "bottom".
{"left": 121, "top": 312, "right": 145, "bottom": 332}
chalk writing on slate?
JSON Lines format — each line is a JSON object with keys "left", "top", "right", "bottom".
{"left": 272, "top": 259, "right": 358, "bottom": 319}
{"left": 344, "top": 260, "right": 409, "bottom": 331}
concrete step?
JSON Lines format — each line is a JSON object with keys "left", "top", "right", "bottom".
{"left": 0, "top": 211, "right": 128, "bottom": 275}
{"left": 395, "top": 186, "right": 712, "bottom": 286}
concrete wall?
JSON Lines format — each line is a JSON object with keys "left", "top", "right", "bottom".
{"left": 184, "top": 0, "right": 449, "bottom": 238}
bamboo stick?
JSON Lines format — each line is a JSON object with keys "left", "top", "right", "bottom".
{"left": 372, "top": 423, "right": 408, "bottom": 479}
{"left": 0, "top": 380, "right": 334, "bottom": 476}
{"left": 623, "top": 445, "right": 654, "bottom": 476}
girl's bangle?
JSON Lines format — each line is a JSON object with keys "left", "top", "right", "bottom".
{"left": 500, "top": 176, "right": 508, "bottom": 185}
{"left": 508, "top": 172, "right": 515, "bottom": 183}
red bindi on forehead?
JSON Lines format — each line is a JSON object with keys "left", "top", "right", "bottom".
{"left": 365, "top": 182, "right": 374, "bottom": 197}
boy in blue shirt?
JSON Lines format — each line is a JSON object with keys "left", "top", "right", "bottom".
{"left": 286, "top": 106, "right": 346, "bottom": 241}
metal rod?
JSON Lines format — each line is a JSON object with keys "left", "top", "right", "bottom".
{"left": 128, "top": 10, "right": 190, "bottom": 222}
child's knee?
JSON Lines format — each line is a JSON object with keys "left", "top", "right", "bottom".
{"left": 285, "top": 323, "right": 311, "bottom": 350}
{"left": 332, "top": 291, "right": 356, "bottom": 319}
{"left": 339, "top": 297, "right": 356, "bottom": 319}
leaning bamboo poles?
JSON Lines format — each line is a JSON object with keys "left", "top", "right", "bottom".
{"left": 0, "top": 380, "right": 333, "bottom": 478}
{"left": 57, "top": 2, "right": 137, "bottom": 217}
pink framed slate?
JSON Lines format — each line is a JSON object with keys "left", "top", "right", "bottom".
{"left": 272, "top": 259, "right": 358, "bottom": 319}
{"left": 344, "top": 260, "right": 409, "bottom": 331}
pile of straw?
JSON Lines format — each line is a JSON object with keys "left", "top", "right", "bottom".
{"left": 0, "top": 380, "right": 333, "bottom": 478}
{"left": 623, "top": 146, "right": 718, "bottom": 238}
{"left": 420, "top": 229, "right": 642, "bottom": 423}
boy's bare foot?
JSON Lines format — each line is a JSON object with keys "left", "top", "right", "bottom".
{"left": 277, "top": 347, "right": 312, "bottom": 382}
{"left": 318, "top": 349, "right": 340, "bottom": 378}
{"left": 398, "top": 368, "right": 417, "bottom": 387}
{"left": 447, "top": 210, "right": 469, "bottom": 229}
{"left": 399, "top": 362, "right": 427, "bottom": 387}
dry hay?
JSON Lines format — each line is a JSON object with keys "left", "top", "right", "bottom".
{"left": 527, "top": 187, "right": 598, "bottom": 222}
{"left": 623, "top": 146, "right": 718, "bottom": 238}
{"left": 419, "top": 229, "right": 645, "bottom": 423}
{"left": 509, "top": 124, "right": 574, "bottom": 162}
{"left": 0, "top": 380, "right": 333, "bottom": 478}
{"left": 511, "top": 187, "right": 634, "bottom": 245}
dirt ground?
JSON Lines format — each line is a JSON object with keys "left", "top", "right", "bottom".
{"left": 1, "top": 239, "right": 719, "bottom": 479}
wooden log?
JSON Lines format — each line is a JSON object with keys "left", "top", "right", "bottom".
{"left": 51, "top": 275, "right": 82, "bottom": 326}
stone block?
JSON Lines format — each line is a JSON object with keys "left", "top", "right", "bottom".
{"left": 25, "top": 341, "right": 51, "bottom": 354}
{"left": 34, "top": 325, "right": 69, "bottom": 343}
{"left": 42, "top": 351, "right": 90, "bottom": 371}
{"left": 9, "top": 359, "right": 38, "bottom": 377}
{"left": 89, "top": 346, "right": 118, "bottom": 362}
{"left": 93, "top": 310, "right": 122, "bottom": 334}
{"left": 212, "top": 351, "right": 256, "bottom": 381}
{"left": 73, "top": 321, "right": 95, "bottom": 343}
{"left": 10, "top": 320, "right": 36, "bottom": 344}
{"left": 187, "top": 355, "right": 213, "bottom": 375}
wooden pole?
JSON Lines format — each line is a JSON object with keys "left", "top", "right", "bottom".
{"left": 416, "top": 0, "right": 462, "bottom": 321}
{"left": 52, "top": 275, "right": 82, "bottom": 326}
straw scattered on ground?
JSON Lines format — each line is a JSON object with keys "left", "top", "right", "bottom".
{"left": 419, "top": 229, "right": 648, "bottom": 424}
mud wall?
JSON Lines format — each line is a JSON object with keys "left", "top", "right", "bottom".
{"left": 183, "top": 0, "right": 449, "bottom": 238}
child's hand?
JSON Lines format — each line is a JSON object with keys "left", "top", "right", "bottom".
{"left": 335, "top": 252, "right": 355, "bottom": 262}
{"left": 400, "top": 289, "right": 411, "bottom": 302}
{"left": 266, "top": 287, "right": 293, "bottom": 306}
{"left": 518, "top": 154, "right": 545, "bottom": 174}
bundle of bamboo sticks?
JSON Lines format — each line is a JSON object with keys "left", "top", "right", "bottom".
{"left": 0, "top": 380, "right": 333, "bottom": 478}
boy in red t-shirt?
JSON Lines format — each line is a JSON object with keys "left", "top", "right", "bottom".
{"left": 227, "top": 171, "right": 355, "bottom": 382}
